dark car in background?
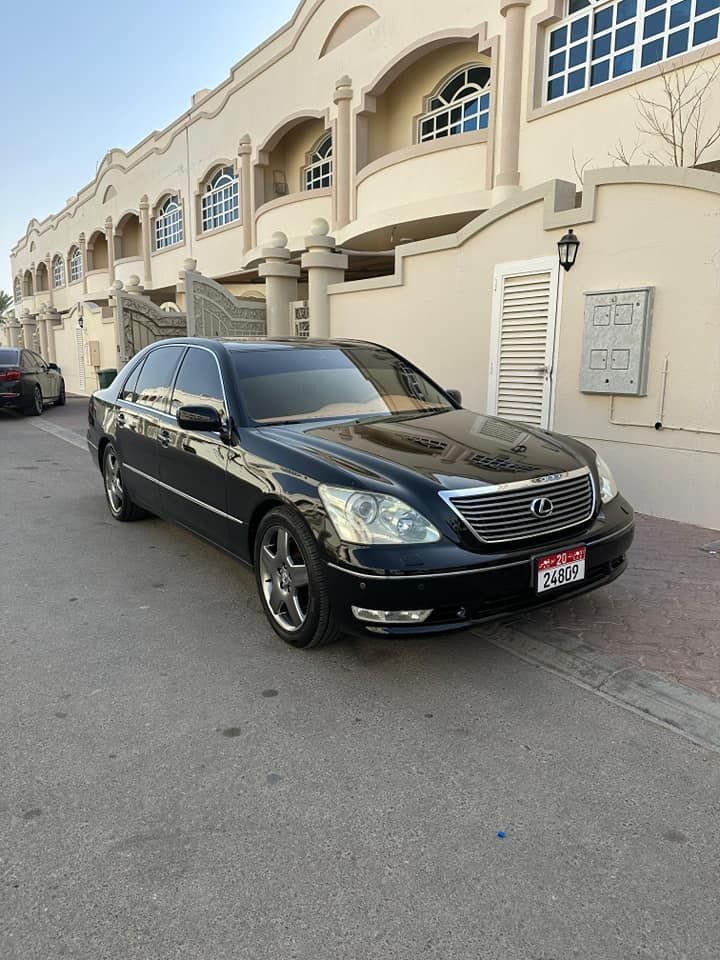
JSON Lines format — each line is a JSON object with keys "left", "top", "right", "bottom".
{"left": 87, "top": 338, "right": 634, "bottom": 649}
{"left": 0, "top": 348, "right": 65, "bottom": 415}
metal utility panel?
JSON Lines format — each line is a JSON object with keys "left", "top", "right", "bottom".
{"left": 580, "top": 287, "right": 653, "bottom": 396}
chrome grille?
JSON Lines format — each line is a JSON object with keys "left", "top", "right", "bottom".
{"left": 441, "top": 468, "right": 596, "bottom": 544}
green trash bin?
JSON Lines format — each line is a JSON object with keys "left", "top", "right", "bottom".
{"left": 97, "top": 368, "right": 117, "bottom": 389}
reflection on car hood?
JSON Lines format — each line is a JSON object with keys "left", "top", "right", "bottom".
{"left": 264, "top": 410, "right": 587, "bottom": 490}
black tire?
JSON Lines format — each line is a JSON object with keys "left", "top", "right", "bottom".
{"left": 26, "top": 385, "right": 43, "bottom": 416}
{"left": 254, "top": 506, "right": 341, "bottom": 649}
{"left": 55, "top": 380, "right": 66, "bottom": 406}
{"left": 102, "top": 443, "right": 146, "bottom": 522}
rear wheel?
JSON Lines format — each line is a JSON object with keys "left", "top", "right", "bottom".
{"left": 55, "top": 380, "right": 66, "bottom": 406}
{"left": 103, "top": 443, "right": 146, "bottom": 522}
{"left": 26, "top": 385, "right": 43, "bottom": 416}
{"left": 254, "top": 506, "right": 341, "bottom": 649}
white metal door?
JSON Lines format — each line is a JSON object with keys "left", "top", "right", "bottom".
{"left": 488, "top": 257, "right": 561, "bottom": 429}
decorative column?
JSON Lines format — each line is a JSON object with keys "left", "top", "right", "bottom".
{"left": 139, "top": 194, "right": 153, "bottom": 286}
{"left": 104, "top": 216, "right": 116, "bottom": 283}
{"left": 44, "top": 254, "right": 54, "bottom": 307}
{"left": 300, "top": 218, "right": 347, "bottom": 338}
{"left": 495, "top": 0, "right": 531, "bottom": 190}
{"left": 238, "top": 135, "right": 253, "bottom": 254}
{"left": 20, "top": 310, "right": 37, "bottom": 351}
{"left": 6, "top": 317, "right": 22, "bottom": 348}
{"left": 333, "top": 76, "right": 353, "bottom": 229}
{"left": 258, "top": 232, "right": 300, "bottom": 336}
{"left": 79, "top": 232, "right": 88, "bottom": 294}
{"left": 37, "top": 305, "right": 50, "bottom": 359}
{"left": 45, "top": 310, "right": 58, "bottom": 363}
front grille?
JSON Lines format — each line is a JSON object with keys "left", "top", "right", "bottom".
{"left": 442, "top": 468, "right": 596, "bottom": 544}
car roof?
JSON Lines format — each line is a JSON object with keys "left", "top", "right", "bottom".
{"left": 156, "top": 337, "right": 381, "bottom": 353}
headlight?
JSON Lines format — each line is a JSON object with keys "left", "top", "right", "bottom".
{"left": 319, "top": 485, "right": 441, "bottom": 545}
{"left": 595, "top": 454, "right": 618, "bottom": 504}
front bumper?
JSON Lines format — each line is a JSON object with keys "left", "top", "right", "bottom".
{"left": 325, "top": 497, "right": 635, "bottom": 637}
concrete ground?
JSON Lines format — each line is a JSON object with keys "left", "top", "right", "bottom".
{"left": 1, "top": 398, "right": 719, "bottom": 960}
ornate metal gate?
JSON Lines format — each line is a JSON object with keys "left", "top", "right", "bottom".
{"left": 182, "top": 268, "right": 266, "bottom": 338}
{"left": 110, "top": 286, "right": 188, "bottom": 365}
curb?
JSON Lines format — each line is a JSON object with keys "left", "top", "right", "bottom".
{"left": 477, "top": 622, "right": 720, "bottom": 753}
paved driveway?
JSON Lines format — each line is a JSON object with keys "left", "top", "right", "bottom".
{"left": 1, "top": 400, "right": 718, "bottom": 960}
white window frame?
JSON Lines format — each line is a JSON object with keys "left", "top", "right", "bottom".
{"left": 304, "top": 135, "right": 333, "bottom": 191}
{"left": 154, "top": 195, "right": 184, "bottom": 250}
{"left": 53, "top": 256, "right": 65, "bottom": 288}
{"left": 545, "top": 0, "right": 720, "bottom": 104}
{"left": 417, "top": 64, "right": 492, "bottom": 143}
{"left": 201, "top": 167, "right": 239, "bottom": 233}
{"left": 69, "top": 248, "right": 82, "bottom": 283}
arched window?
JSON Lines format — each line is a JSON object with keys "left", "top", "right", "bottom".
{"left": 201, "top": 166, "right": 239, "bottom": 232}
{"left": 53, "top": 255, "right": 66, "bottom": 288}
{"left": 304, "top": 134, "right": 333, "bottom": 191}
{"left": 155, "top": 195, "right": 184, "bottom": 249}
{"left": 69, "top": 247, "right": 82, "bottom": 283}
{"left": 418, "top": 65, "right": 491, "bottom": 143}
{"left": 14, "top": 277, "right": 22, "bottom": 303}
{"left": 23, "top": 270, "right": 34, "bottom": 297}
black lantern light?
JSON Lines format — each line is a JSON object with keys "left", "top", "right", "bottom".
{"left": 558, "top": 228, "right": 580, "bottom": 272}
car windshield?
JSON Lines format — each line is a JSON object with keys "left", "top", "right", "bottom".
{"left": 231, "top": 345, "right": 453, "bottom": 426}
{"left": 0, "top": 349, "right": 19, "bottom": 365}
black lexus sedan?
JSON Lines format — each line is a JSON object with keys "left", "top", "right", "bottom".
{"left": 87, "top": 337, "right": 634, "bottom": 649}
{"left": 0, "top": 347, "right": 66, "bottom": 414}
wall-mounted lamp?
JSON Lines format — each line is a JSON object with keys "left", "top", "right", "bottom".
{"left": 558, "top": 228, "right": 580, "bottom": 272}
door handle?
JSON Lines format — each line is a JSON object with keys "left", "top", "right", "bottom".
{"left": 158, "top": 429, "right": 172, "bottom": 448}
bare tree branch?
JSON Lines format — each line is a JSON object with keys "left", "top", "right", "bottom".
{"left": 608, "top": 137, "right": 643, "bottom": 165}
{"left": 571, "top": 147, "right": 593, "bottom": 184}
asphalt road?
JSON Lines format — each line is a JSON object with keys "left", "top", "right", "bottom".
{"left": 1, "top": 399, "right": 718, "bottom": 960}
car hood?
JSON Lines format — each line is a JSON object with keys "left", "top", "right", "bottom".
{"left": 263, "top": 410, "right": 590, "bottom": 491}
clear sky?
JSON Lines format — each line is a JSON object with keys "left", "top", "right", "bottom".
{"left": 0, "top": 0, "right": 300, "bottom": 296}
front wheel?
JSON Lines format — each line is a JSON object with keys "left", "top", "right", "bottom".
{"left": 254, "top": 506, "right": 341, "bottom": 649}
{"left": 103, "top": 443, "right": 146, "bottom": 522}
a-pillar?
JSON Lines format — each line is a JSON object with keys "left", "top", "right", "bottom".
{"left": 139, "top": 194, "right": 153, "bottom": 286}
{"left": 238, "top": 135, "right": 253, "bottom": 254}
{"left": 300, "top": 218, "right": 347, "bottom": 338}
{"left": 258, "top": 232, "right": 300, "bottom": 336}
{"left": 20, "top": 310, "right": 37, "bottom": 351}
{"left": 6, "top": 318, "right": 22, "bottom": 348}
{"left": 44, "top": 254, "right": 54, "bottom": 308}
{"left": 104, "top": 216, "right": 116, "bottom": 283}
{"left": 333, "top": 76, "right": 353, "bottom": 229}
{"left": 495, "top": 0, "right": 531, "bottom": 196}
{"left": 79, "top": 232, "right": 88, "bottom": 294}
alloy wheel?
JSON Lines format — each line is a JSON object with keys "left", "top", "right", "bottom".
{"left": 259, "top": 524, "right": 310, "bottom": 632}
{"left": 104, "top": 450, "right": 124, "bottom": 514}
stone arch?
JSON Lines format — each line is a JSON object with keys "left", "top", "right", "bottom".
{"left": 22, "top": 269, "right": 34, "bottom": 297}
{"left": 102, "top": 184, "right": 118, "bottom": 203}
{"left": 320, "top": 5, "right": 379, "bottom": 58}
{"left": 86, "top": 229, "right": 109, "bottom": 271}
{"left": 115, "top": 211, "right": 142, "bottom": 259}
{"left": 255, "top": 111, "right": 330, "bottom": 206}
{"left": 35, "top": 260, "right": 49, "bottom": 293}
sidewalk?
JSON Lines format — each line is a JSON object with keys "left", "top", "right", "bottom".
{"left": 510, "top": 514, "right": 720, "bottom": 698}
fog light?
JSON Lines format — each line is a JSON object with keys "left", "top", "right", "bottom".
{"left": 351, "top": 607, "right": 433, "bottom": 624}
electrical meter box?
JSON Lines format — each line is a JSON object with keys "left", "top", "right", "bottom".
{"left": 580, "top": 287, "right": 653, "bottom": 396}
{"left": 87, "top": 340, "right": 101, "bottom": 367}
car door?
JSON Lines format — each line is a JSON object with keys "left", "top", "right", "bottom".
{"left": 114, "top": 345, "right": 185, "bottom": 514}
{"left": 30, "top": 352, "right": 55, "bottom": 400}
{"left": 159, "top": 346, "right": 231, "bottom": 548}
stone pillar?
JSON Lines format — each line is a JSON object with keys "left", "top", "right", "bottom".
{"left": 79, "top": 232, "right": 88, "bottom": 294}
{"left": 44, "top": 254, "right": 54, "bottom": 307}
{"left": 20, "top": 310, "right": 37, "bottom": 351}
{"left": 238, "top": 135, "right": 253, "bottom": 253}
{"left": 139, "top": 194, "right": 153, "bottom": 286}
{"left": 37, "top": 306, "right": 49, "bottom": 359}
{"left": 495, "top": 0, "right": 531, "bottom": 191}
{"left": 258, "top": 232, "right": 300, "bottom": 336}
{"left": 105, "top": 216, "right": 116, "bottom": 283}
{"left": 333, "top": 76, "right": 353, "bottom": 229}
{"left": 300, "top": 218, "right": 348, "bottom": 338}
{"left": 45, "top": 310, "right": 58, "bottom": 363}
{"left": 6, "top": 318, "right": 21, "bottom": 348}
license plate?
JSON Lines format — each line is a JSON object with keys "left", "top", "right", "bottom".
{"left": 536, "top": 547, "right": 586, "bottom": 594}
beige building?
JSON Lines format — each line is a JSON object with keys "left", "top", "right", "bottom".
{"left": 5, "top": 0, "right": 720, "bottom": 529}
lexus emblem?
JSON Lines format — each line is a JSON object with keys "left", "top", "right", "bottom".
{"left": 530, "top": 497, "right": 554, "bottom": 518}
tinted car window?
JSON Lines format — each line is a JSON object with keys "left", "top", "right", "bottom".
{"left": 31, "top": 352, "right": 48, "bottom": 371}
{"left": 21, "top": 352, "right": 35, "bottom": 370}
{"left": 119, "top": 358, "right": 145, "bottom": 402}
{"left": 170, "top": 348, "right": 225, "bottom": 416}
{"left": 231, "top": 346, "right": 452, "bottom": 425}
{"left": 132, "top": 346, "right": 184, "bottom": 411}
{"left": 0, "top": 349, "right": 19, "bottom": 365}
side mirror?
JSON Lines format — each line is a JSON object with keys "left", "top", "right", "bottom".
{"left": 446, "top": 389, "right": 462, "bottom": 406}
{"left": 176, "top": 404, "right": 222, "bottom": 432}
{"left": 48, "top": 362, "right": 60, "bottom": 371}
